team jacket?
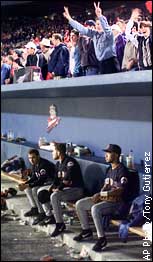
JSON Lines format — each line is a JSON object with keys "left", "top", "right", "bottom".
{"left": 52, "top": 155, "right": 84, "bottom": 190}
{"left": 25, "top": 157, "right": 55, "bottom": 188}
{"left": 103, "top": 163, "right": 130, "bottom": 202}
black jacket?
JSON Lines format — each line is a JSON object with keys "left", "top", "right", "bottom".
{"left": 52, "top": 155, "right": 84, "bottom": 190}
{"left": 26, "top": 50, "right": 46, "bottom": 68}
{"left": 25, "top": 157, "right": 55, "bottom": 188}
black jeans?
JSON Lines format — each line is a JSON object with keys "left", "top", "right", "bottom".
{"left": 99, "top": 56, "right": 120, "bottom": 74}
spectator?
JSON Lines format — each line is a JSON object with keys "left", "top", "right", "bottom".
{"left": 2, "top": 55, "right": 14, "bottom": 85}
{"left": 122, "top": 21, "right": 139, "bottom": 71}
{"left": 39, "top": 38, "right": 54, "bottom": 79}
{"left": 18, "top": 149, "right": 55, "bottom": 225}
{"left": 48, "top": 33, "right": 69, "bottom": 79}
{"left": 73, "top": 144, "right": 130, "bottom": 252}
{"left": 125, "top": 8, "right": 141, "bottom": 45}
{"left": 1, "top": 56, "right": 12, "bottom": 85}
{"left": 37, "top": 142, "right": 84, "bottom": 234}
{"left": 69, "top": 29, "right": 83, "bottom": 77}
{"left": 63, "top": 3, "right": 120, "bottom": 74}
{"left": 111, "top": 24, "right": 126, "bottom": 69}
{"left": 137, "top": 20, "right": 152, "bottom": 70}
{"left": 20, "top": 48, "right": 29, "bottom": 67}
{"left": 25, "top": 41, "right": 38, "bottom": 66}
{"left": 116, "top": 19, "right": 127, "bottom": 40}
{"left": 64, "top": 29, "right": 70, "bottom": 45}
{"left": 12, "top": 49, "right": 24, "bottom": 68}
{"left": 39, "top": 38, "right": 53, "bottom": 61}
{"left": 78, "top": 20, "right": 99, "bottom": 76}
{"left": 25, "top": 41, "right": 46, "bottom": 79}
{"left": 121, "top": 8, "right": 141, "bottom": 71}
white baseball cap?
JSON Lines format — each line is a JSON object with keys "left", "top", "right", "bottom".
{"left": 25, "top": 41, "right": 37, "bottom": 49}
{"left": 40, "top": 38, "right": 51, "bottom": 47}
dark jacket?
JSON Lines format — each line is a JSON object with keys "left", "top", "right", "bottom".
{"left": 137, "top": 33, "right": 152, "bottom": 70}
{"left": 26, "top": 50, "right": 46, "bottom": 68}
{"left": 105, "top": 163, "right": 130, "bottom": 202}
{"left": 115, "top": 34, "right": 126, "bottom": 69}
{"left": 51, "top": 155, "right": 84, "bottom": 190}
{"left": 48, "top": 43, "right": 69, "bottom": 77}
{"left": 78, "top": 36, "right": 99, "bottom": 68}
{"left": 25, "top": 157, "right": 55, "bottom": 188}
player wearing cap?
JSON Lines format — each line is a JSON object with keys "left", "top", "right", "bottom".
{"left": 73, "top": 144, "right": 130, "bottom": 252}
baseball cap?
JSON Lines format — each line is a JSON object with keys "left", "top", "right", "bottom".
{"left": 84, "top": 20, "right": 96, "bottom": 27}
{"left": 40, "top": 38, "right": 51, "bottom": 47}
{"left": 102, "top": 144, "right": 121, "bottom": 155}
{"left": 14, "top": 49, "right": 23, "bottom": 57}
{"left": 25, "top": 41, "right": 37, "bottom": 49}
{"left": 111, "top": 24, "right": 122, "bottom": 32}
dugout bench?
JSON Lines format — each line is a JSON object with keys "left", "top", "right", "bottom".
{"left": 1, "top": 161, "right": 146, "bottom": 238}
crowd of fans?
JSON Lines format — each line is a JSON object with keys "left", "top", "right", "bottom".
{"left": 1, "top": 2, "right": 152, "bottom": 85}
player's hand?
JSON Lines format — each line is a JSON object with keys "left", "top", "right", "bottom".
{"left": 18, "top": 183, "right": 28, "bottom": 191}
{"left": 92, "top": 193, "right": 100, "bottom": 203}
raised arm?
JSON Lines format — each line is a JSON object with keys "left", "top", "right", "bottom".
{"left": 63, "top": 6, "right": 95, "bottom": 38}
{"left": 125, "top": 8, "right": 141, "bottom": 46}
{"left": 94, "top": 2, "right": 112, "bottom": 37}
{"left": 94, "top": 1, "right": 102, "bottom": 17}
{"left": 63, "top": 6, "right": 72, "bottom": 21}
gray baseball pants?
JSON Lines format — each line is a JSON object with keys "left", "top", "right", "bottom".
{"left": 41, "top": 187, "right": 84, "bottom": 223}
{"left": 24, "top": 186, "right": 44, "bottom": 213}
{"left": 76, "top": 197, "right": 122, "bottom": 237}
{"left": 24, "top": 185, "right": 50, "bottom": 214}
{"left": 51, "top": 187, "right": 84, "bottom": 223}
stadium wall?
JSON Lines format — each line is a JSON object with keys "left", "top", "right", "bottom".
{"left": 1, "top": 71, "right": 152, "bottom": 164}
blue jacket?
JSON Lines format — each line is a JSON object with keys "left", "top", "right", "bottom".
{"left": 1, "top": 63, "right": 11, "bottom": 84}
{"left": 69, "top": 16, "right": 116, "bottom": 61}
{"left": 48, "top": 43, "right": 69, "bottom": 77}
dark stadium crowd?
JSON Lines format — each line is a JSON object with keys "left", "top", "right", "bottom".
{"left": 1, "top": 2, "right": 152, "bottom": 84}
